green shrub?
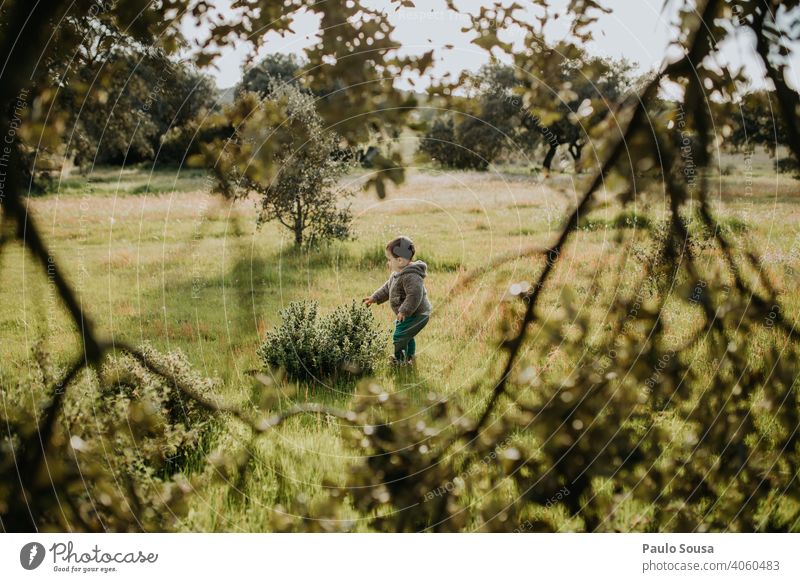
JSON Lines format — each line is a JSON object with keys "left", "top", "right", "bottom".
{"left": 317, "top": 301, "right": 387, "bottom": 376}
{"left": 258, "top": 300, "right": 386, "bottom": 381}
{"left": 257, "top": 301, "right": 321, "bottom": 380}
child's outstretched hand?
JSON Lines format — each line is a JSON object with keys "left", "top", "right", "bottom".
{"left": 362, "top": 297, "right": 375, "bottom": 306}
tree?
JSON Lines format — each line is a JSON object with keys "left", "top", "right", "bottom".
{"left": 512, "top": 46, "right": 636, "bottom": 171}
{"left": 228, "top": 83, "right": 354, "bottom": 247}
{"left": 420, "top": 63, "right": 519, "bottom": 170}
{"left": 69, "top": 52, "right": 217, "bottom": 166}
{"left": 419, "top": 115, "right": 463, "bottom": 168}
{"left": 237, "top": 53, "right": 305, "bottom": 98}
{"left": 25, "top": 10, "right": 216, "bottom": 169}
{"left": 67, "top": 51, "right": 161, "bottom": 166}
{"left": 420, "top": 56, "right": 635, "bottom": 172}
{"left": 729, "top": 90, "right": 790, "bottom": 154}
{"left": 454, "top": 62, "right": 521, "bottom": 169}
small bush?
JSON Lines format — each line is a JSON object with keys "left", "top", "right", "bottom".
{"left": 258, "top": 300, "right": 386, "bottom": 381}
{"left": 317, "top": 301, "right": 387, "bottom": 376}
{"left": 257, "top": 301, "right": 321, "bottom": 380}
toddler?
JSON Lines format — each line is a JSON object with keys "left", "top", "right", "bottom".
{"left": 363, "top": 236, "right": 432, "bottom": 365}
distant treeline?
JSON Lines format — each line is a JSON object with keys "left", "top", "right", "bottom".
{"left": 30, "top": 14, "right": 794, "bottom": 183}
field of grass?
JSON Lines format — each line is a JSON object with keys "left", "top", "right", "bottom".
{"left": 2, "top": 156, "right": 799, "bottom": 531}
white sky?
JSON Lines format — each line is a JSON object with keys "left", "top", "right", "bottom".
{"left": 182, "top": 0, "right": 799, "bottom": 93}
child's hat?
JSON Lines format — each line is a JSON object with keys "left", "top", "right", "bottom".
{"left": 389, "top": 236, "right": 415, "bottom": 259}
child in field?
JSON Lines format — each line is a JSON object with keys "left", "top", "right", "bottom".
{"left": 363, "top": 236, "right": 432, "bottom": 365}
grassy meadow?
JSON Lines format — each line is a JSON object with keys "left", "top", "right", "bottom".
{"left": 2, "top": 151, "right": 799, "bottom": 531}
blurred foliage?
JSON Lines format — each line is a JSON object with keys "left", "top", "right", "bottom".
{"left": 267, "top": 0, "right": 800, "bottom": 532}
{"left": 20, "top": 9, "right": 216, "bottom": 173}
{"left": 0, "top": 343, "right": 216, "bottom": 531}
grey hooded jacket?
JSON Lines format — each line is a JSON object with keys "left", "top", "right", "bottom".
{"left": 371, "top": 260, "right": 432, "bottom": 317}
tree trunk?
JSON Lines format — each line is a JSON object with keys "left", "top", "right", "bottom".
{"left": 294, "top": 198, "right": 303, "bottom": 246}
{"left": 542, "top": 143, "right": 558, "bottom": 170}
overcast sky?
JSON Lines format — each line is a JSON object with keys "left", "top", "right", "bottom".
{"left": 182, "top": 0, "right": 799, "bottom": 92}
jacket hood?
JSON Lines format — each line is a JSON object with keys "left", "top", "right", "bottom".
{"left": 400, "top": 260, "right": 427, "bottom": 278}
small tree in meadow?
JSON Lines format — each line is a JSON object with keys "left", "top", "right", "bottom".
{"left": 232, "top": 82, "right": 354, "bottom": 247}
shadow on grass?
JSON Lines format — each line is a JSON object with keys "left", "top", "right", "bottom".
{"left": 159, "top": 247, "right": 327, "bottom": 346}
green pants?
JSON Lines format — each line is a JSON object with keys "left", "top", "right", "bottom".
{"left": 393, "top": 314, "right": 430, "bottom": 361}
